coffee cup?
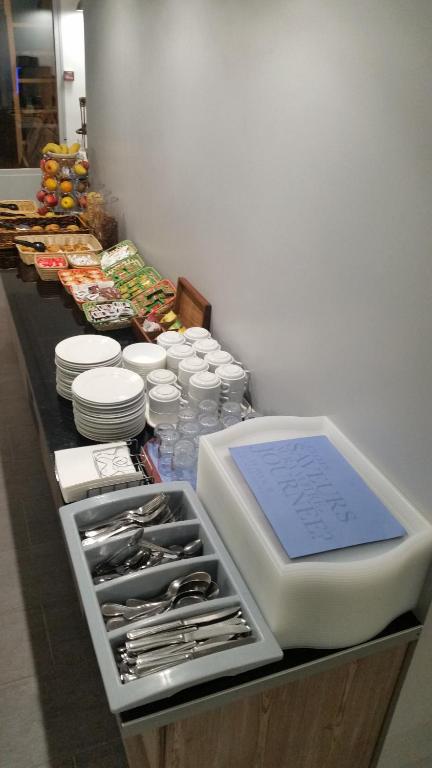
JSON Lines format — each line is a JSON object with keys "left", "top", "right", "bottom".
{"left": 148, "top": 384, "right": 181, "bottom": 417}
{"left": 215, "top": 364, "right": 247, "bottom": 403}
{"left": 188, "top": 371, "right": 221, "bottom": 404}
{"left": 204, "top": 349, "right": 234, "bottom": 373}
{"left": 178, "top": 357, "right": 209, "bottom": 390}
{"left": 183, "top": 327, "right": 211, "bottom": 345}
{"left": 166, "top": 343, "right": 195, "bottom": 373}
{"left": 146, "top": 368, "right": 177, "bottom": 389}
{"left": 192, "top": 338, "right": 221, "bottom": 359}
{"left": 157, "top": 331, "right": 184, "bottom": 351}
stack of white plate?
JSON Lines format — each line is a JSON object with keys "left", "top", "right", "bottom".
{"left": 72, "top": 367, "right": 146, "bottom": 442}
{"left": 55, "top": 335, "right": 122, "bottom": 401}
{"left": 122, "top": 343, "right": 167, "bottom": 382}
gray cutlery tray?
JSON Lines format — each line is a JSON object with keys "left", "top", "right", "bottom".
{"left": 60, "top": 482, "right": 282, "bottom": 713}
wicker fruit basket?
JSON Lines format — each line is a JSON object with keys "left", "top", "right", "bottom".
{"left": 34, "top": 255, "right": 69, "bottom": 281}
{"left": 0, "top": 199, "right": 36, "bottom": 214}
{"left": 15, "top": 233, "right": 102, "bottom": 266}
{"left": 58, "top": 267, "right": 106, "bottom": 293}
{"left": 1, "top": 214, "right": 89, "bottom": 253}
{"left": 83, "top": 299, "right": 137, "bottom": 331}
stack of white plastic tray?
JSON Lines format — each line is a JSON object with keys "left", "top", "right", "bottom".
{"left": 197, "top": 416, "right": 432, "bottom": 649}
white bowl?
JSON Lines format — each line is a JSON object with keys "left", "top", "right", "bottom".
{"left": 122, "top": 343, "right": 166, "bottom": 370}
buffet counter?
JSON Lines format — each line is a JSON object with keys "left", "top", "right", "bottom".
{"left": 1, "top": 268, "right": 422, "bottom": 768}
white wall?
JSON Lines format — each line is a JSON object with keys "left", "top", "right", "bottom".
{"left": 57, "top": 0, "right": 86, "bottom": 145}
{"left": 83, "top": 2, "right": 432, "bottom": 765}
{"left": 0, "top": 169, "right": 40, "bottom": 200}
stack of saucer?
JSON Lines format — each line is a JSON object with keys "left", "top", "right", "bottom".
{"left": 122, "top": 343, "right": 166, "bottom": 382}
{"left": 55, "top": 335, "right": 122, "bottom": 400}
{"left": 72, "top": 367, "right": 146, "bottom": 442}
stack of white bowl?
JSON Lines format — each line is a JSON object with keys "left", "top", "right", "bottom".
{"left": 72, "top": 367, "right": 146, "bottom": 442}
{"left": 55, "top": 335, "right": 122, "bottom": 401}
{"left": 122, "top": 343, "right": 167, "bottom": 383}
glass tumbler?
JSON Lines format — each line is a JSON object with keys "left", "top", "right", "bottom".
{"left": 177, "top": 406, "right": 199, "bottom": 426}
{"left": 198, "top": 399, "right": 219, "bottom": 416}
{"left": 158, "top": 429, "right": 180, "bottom": 472}
{"left": 172, "top": 439, "right": 197, "bottom": 482}
{"left": 221, "top": 400, "right": 242, "bottom": 428}
{"left": 198, "top": 414, "right": 221, "bottom": 435}
{"left": 154, "top": 423, "right": 177, "bottom": 447}
{"left": 178, "top": 420, "right": 201, "bottom": 443}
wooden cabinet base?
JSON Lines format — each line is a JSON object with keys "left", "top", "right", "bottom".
{"left": 124, "top": 643, "right": 408, "bottom": 768}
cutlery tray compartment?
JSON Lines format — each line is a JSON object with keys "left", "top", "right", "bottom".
{"left": 72, "top": 487, "right": 195, "bottom": 531}
{"left": 84, "top": 520, "right": 209, "bottom": 573}
{"left": 60, "top": 482, "right": 282, "bottom": 713}
{"left": 95, "top": 555, "right": 237, "bottom": 606}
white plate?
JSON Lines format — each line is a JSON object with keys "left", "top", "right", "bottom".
{"left": 75, "top": 419, "right": 146, "bottom": 441}
{"left": 72, "top": 402, "right": 145, "bottom": 423}
{"left": 55, "top": 335, "right": 121, "bottom": 366}
{"left": 56, "top": 356, "right": 122, "bottom": 373}
{"left": 72, "top": 367, "right": 144, "bottom": 404}
{"left": 74, "top": 406, "right": 145, "bottom": 425}
{"left": 72, "top": 392, "right": 145, "bottom": 412}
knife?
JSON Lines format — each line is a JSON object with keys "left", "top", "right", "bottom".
{"left": 126, "top": 606, "right": 242, "bottom": 640}
{"left": 133, "top": 636, "right": 254, "bottom": 672}
{"left": 126, "top": 620, "right": 251, "bottom": 653}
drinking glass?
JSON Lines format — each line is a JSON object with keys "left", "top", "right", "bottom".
{"left": 198, "top": 414, "right": 221, "bottom": 435}
{"left": 198, "top": 399, "right": 218, "bottom": 416}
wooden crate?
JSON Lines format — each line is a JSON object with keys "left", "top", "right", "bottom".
{"left": 132, "top": 276, "right": 211, "bottom": 343}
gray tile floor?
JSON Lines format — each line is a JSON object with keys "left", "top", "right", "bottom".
{"left": 0, "top": 285, "right": 128, "bottom": 767}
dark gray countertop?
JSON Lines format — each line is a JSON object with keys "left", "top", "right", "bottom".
{"left": 1, "top": 264, "right": 421, "bottom": 727}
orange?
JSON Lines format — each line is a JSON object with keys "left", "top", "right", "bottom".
{"left": 59, "top": 179, "right": 73, "bottom": 193}
{"left": 45, "top": 177, "right": 58, "bottom": 191}
{"left": 60, "top": 195, "right": 75, "bottom": 210}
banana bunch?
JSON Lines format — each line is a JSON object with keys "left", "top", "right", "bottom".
{"left": 41, "top": 142, "right": 81, "bottom": 155}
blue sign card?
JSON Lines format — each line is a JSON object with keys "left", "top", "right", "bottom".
{"left": 229, "top": 436, "right": 406, "bottom": 558}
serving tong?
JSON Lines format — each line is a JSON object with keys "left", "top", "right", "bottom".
{"left": 14, "top": 238, "right": 47, "bottom": 252}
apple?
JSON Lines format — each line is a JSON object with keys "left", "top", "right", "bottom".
{"left": 81, "top": 160, "right": 89, "bottom": 170}
{"left": 78, "top": 194, "right": 87, "bottom": 208}
{"left": 44, "top": 193, "right": 58, "bottom": 207}
{"left": 40, "top": 159, "right": 46, "bottom": 171}
{"left": 36, "top": 190, "right": 46, "bottom": 202}
{"left": 37, "top": 206, "right": 48, "bottom": 215}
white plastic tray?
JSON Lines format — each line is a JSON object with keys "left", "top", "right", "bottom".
{"left": 197, "top": 416, "right": 432, "bottom": 649}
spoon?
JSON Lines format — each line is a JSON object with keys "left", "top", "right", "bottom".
{"left": 101, "top": 571, "right": 212, "bottom": 621}
{"left": 15, "top": 238, "right": 47, "bottom": 252}
{"left": 182, "top": 539, "right": 203, "bottom": 558}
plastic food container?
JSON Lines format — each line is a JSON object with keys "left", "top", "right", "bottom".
{"left": 197, "top": 416, "right": 432, "bottom": 649}
{"left": 59, "top": 483, "right": 282, "bottom": 712}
